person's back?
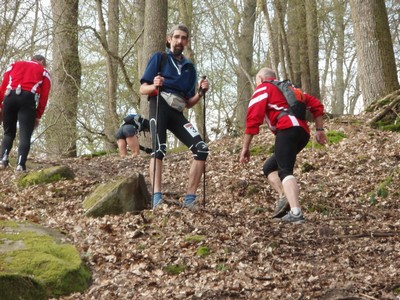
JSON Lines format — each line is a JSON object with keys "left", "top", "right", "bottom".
{"left": 6, "top": 61, "right": 46, "bottom": 90}
{"left": 0, "top": 55, "right": 51, "bottom": 171}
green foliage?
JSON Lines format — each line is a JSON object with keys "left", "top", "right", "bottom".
{"left": 301, "top": 162, "right": 315, "bottom": 173}
{"left": 306, "top": 130, "right": 346, "bottom": 148}
{"left": 268, "top": 241, "right": 278, "bottom": 249}
{"left": 136, "top": 244, "right": 147, "bottom": 251}
{"left": 196, "top": 246, "right": 211, "bottom": 257}
{"left": 304, "top": 198, "right": 338, "bottom": 216}
{"left": 393, "top": 285, "right": 400, "bottom": 295}
{"left": 249, "top": 145, "right": 269, "bottom": 156}
{"left": 369, "top": 175, "right": 392, "bottom": 205}
{"left": 184, "top": 235, "right": 205, "bottom": 243}
{"left": 246, "top": 185, "right": 260, "bottom": 196}
{"left": 216, "top": 263, "right": 229, "bottom": 272}
{"left": 251, "top": 206, "right": 267, "bottom": 214}
{"left": 163, "top": 264, "right": 185, "bottom": 275}
{"left": 369, "top": 192, "right": 377, "bottom": 206}
{"left": 372, "top": 115, "right": 400, "bottom": 132}
{"left": 376, "top": 120, "right": 400, "bottom": 132}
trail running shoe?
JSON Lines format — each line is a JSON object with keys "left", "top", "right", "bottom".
{"left": 16, "top": 165, "right": 26, "bottom": 172}
{"left": 183, "top": 198, "right": 197, "bottom": 209}
{"left": 271, "top": 195, "right": 290, "bottom": 219}
{"left": 280, "top": 211, "right": 305, "bottom": 224}
{"left": 0, "top": 160, "right": 8, "bottom": 170}
{"left": 152, "top": 192, "right": 163, "bottom": 209}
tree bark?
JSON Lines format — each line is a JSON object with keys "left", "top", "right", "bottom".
{"left": 305, "top": 0, "right": 319, "bottom": 98}
{"left": 332, "top": 0, "right": 345, "bottom": 115}
{"left": 48, "top": 0, "right": 81, "bottom": 157}
{"left": 139, "top": 0, "right": 168, "bottom": 121}
{"left": 349, "top": 0, "right": 400, "bottom": 106}
{"left": 96, "top": 0, "right": 120, "bottom": 150}
{"left": 235, "top": 0, "right": 257, "bottom": 132}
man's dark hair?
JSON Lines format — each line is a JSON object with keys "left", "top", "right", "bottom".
{"left": 32, "top": 54, "right": 47, "bottom": 67}
{"left": 166, "top": 24, "right": 189, "bottom": 49}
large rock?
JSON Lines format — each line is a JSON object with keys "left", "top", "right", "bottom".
{"left": 17, "top": 165, "right": 75, "bottom": 187}
{"left": 83, "top": 173, "right": 150, "bottom": 217}
{"left": 0, "top": 220, "right": 91, "bottom": 299}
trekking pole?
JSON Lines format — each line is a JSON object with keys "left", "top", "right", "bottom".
{"left": 152, "top": 72, "right": 162, "bottom": 208}
{"left": 201, "top": 75, "right": 207, "bottom": 208}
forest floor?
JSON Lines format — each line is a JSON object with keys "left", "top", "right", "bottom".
{"left": 1, "top": 114, "right": 400, "bottom": 300}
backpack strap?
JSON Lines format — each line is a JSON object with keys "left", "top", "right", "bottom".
{"left": 158, "top": 52, "right": 167, "bottom": 74}
{"left": 265, "top": 80, "right": 290, "bottom": 119}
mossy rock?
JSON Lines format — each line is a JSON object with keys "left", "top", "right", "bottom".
{"left": 0, "top": 220, "right": 91, "bottom": 299}
{"left": 17, "top": 165, "right": 75, "bottom": 187}
{"left": 0, "top": 274, "right": 48, "bottom": 300}
{"left": 83, "top": 173, "right": 150, "bottom": 217}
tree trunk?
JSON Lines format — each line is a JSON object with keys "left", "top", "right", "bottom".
{"left": 178, "top": 0, "right": 207, "bottom": 142}
{"left": 305, "top": 0, "right": 319, "bottom": 98}
{"left": 349, "top": 0, "right": 400, "bottom": 106}
{"left": 235, "top": 0, "right": 257, "bottom": 132}
{"left": 47, "top": 0, "right": 81, "bottom": 157}
{"left": 139, "top": 0, "right": 168, "bottom": 121}
{"left": 258, "top": 0, "right": 279, "bottom": 73}
{"left": 332, "top": 0, "right": 345, "bottom": 115}
{"left": 107, "top": 0, "right": 120, "bottom": 139}
{"left": 96, "top": 0, "right": 120, "bottom": 150}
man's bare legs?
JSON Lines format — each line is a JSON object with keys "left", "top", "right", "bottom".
{"left": 267, "top": 171, "right": 285, "bottom": 199}
{"left": 150, "top": 157, "right": 163, "bottom": 193}
{"left": 126, "top": 135, "right": 140, "bottom": 157}
{"left": 281, "top": 175, "right": 301, "bottom": 210}
{"left": 268, "top": 171, "right": 301, "bottom": 218}
{"left": 187, "top": 160, "right": 205, "bottom": 195}
{"left": 117, "top": 139, "right": 128, "bottom": 157}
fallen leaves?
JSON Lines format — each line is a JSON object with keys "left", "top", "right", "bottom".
{"left": 0, "top": 115, "right": 400, "bottom": 299}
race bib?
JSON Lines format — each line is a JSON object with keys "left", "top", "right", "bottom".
{"left": 184, "top": 123, "right": 199, "bottom": 137}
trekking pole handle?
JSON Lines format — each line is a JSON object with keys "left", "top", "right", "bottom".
{"left": 199, "top": 75, "right": 207, "bottom": 95}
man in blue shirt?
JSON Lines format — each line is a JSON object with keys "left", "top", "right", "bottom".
{"left": 140, "top": 24, "right": 209, "bottom": 209}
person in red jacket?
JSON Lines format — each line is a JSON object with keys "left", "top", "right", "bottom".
{"left": 239, "top": 67, "right": 327, "bottom": 224}
{"left": 0, "top": 55, "right": 51, "bottom": 171}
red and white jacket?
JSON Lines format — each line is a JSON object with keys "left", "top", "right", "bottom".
{"left": 0, "top": 60, "right": 51, "bottom": 119}
{"left": 245, "top": 79, "right": 324, "bottom": 136}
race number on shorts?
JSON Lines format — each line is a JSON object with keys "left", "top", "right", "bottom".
{"left": 184, "top": 123, "right": 199, "bottom": 137}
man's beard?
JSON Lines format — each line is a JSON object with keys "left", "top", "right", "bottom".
{"left": 172, "top": 46, "right": 183, "bottom": 56}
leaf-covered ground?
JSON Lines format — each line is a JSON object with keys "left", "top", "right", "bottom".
{"left": 1, "top": 115, "right": 400, "bottom": 300}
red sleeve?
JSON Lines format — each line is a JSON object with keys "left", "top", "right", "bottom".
{"left": 305, "top": 93, "right": 324, "bottom": 118}
{"left": 0, "top": 70, "right": 11, "bottom": 109}
{"left": 35, "top": 69, "right": 51, "bottom": 119}
{"left": 245, "top": 84, "right": 268, "bottom": 135}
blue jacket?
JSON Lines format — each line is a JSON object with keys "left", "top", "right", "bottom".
{"left": 140, "top": 51, "right": 197, "bottom": 99}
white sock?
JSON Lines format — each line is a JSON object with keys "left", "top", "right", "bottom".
{"left": 291, "top": 207, "right": 301, "bottom": 215}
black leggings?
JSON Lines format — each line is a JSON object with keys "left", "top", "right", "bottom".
{"left": 148, "top": 95, "right": 208, "bottom": 161}
{"left": 1, "top": 90, "right": 36, "bottom": 168}
{"left": 263, "top": 126, "right": 310, "bottom": 181}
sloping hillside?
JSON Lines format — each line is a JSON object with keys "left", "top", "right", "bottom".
{"left": 1, "top": 115, "right": 399, "bottom": 300}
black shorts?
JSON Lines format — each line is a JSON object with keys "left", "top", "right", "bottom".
{"left": 115, "top": 124, "right": 138, "bottom": 140}
{"left": 148, "top": 95, "right": 207, "bottom": 160}
{"left": 263, "top": 126, "right": 310, "bottom": 180}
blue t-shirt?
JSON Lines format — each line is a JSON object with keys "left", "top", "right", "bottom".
{"left": 140, "top": 51, "right": 197, "bottom": 99}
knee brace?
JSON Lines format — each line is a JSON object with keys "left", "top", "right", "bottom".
{"left": 191, "top": 141, "right": 208, "bottom": 161}
{"left": 153, "top": 143, "right": 167, "bottom": 160}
